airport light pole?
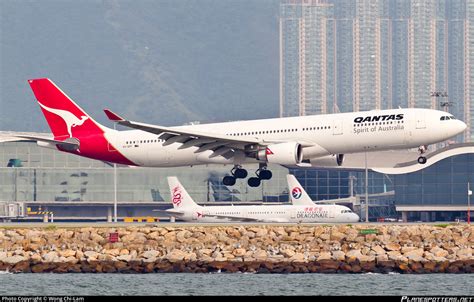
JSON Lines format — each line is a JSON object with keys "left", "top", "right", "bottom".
{"left": 365, "top": 150, "right": 369, "bottom": 223}
{"left": 113, "top": 123, "right": 117, "bottom": 223}
{"left": 468, "top": 182, "right": 472, "bottom": 225}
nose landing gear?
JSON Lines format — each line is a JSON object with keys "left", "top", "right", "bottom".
{"left": 417, "top": 145, "right": 428, "bottom": 164}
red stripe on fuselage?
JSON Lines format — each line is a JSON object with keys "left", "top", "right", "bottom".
{"left": 59, "top": 132, "right": 138, "bottom": 166}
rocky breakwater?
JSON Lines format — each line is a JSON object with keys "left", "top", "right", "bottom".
{"left": 0, "top": 224, "right": 472, "bottom": 273}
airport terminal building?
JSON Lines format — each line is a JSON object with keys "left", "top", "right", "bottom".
{"left": 376, "top": 144, "right": 474, "bottom": 222}
{"left": 0, "top": 140, "right": 472, "bottom": 222}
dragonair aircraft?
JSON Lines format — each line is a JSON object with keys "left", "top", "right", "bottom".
{"left": 14, "top": 78, "right": 467, "bottom": 187}
{"left": 155, "top": 176, "right": 360, "bottom": 223}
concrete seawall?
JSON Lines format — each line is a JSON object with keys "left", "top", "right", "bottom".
{"left": 0, "top": 224, "right": 472, "bottom": 273}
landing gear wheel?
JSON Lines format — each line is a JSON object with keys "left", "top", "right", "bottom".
{"left": 248, "top": 177, "right": 261, "bottom": 187}
{"left": 417, "top": 156, "right": 427, "bottom": 164}
{"left": 223, "top": 175, "right": 236, "bottom": 186}
{"left": 233, "top": 168, "right": 248, "bottom": 179}
{"left": 258, "top": 169, "right": 272, "bottom": 180}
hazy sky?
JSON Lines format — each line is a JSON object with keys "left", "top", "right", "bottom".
{"left": 0, "top": 0, "right": 280, "bottom": 132}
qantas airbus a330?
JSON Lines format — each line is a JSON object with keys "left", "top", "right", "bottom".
{"left": 12, "top": 78, "right": 467, "bottom": 187}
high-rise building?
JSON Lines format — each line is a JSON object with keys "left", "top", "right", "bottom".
{"left": 466, "top": 0, "right": 474, "bottom": 141}
{"left": 332, "top": 0, "right": 355, "bottom": 113}
{"left": 390, "top": 0, "right": 410, "bottom": 109}
{"left": 353, "top": 0, "right": 392, "bottom": 111}
{"left": 447, "top": 0, "right": 467, "bottom": 141}
{"left": 407, "top": 0, "right": 437, "bottom": 109}
{"left": 280, "top": 0, "right": 335, "bottom": 117}
{"left": 280, "top": 0, "right": 471, "bottom": 142}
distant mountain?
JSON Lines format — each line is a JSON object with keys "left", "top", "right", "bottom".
{"left": 0, "top": 0, "right": 279, "bottom": 131}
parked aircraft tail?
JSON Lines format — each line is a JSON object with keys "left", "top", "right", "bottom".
{"left": 286, "top": 174, "right": 315, "bottom": 206}
{"left": 167, "top": 176, "right": 200, "bottom": 209}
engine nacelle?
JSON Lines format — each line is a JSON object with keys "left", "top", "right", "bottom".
{"left": 256, "top": 142, "right": 303, "bottom": 165}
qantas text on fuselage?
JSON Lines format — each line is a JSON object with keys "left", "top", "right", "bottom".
{"left": 353, "top": 114, "right": 404, "bottom": 123}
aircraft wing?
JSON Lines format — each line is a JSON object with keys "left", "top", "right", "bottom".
{"left": 103, "top": 109, "right": 321, "bottom": 159}
{"left": 104, "top": 109, "right": 269, "bottom": 159}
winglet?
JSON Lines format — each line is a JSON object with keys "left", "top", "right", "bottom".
{"left": 104, "top": 109, "right": 125, "bottom": 122}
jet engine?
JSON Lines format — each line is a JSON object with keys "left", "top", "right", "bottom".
{"left": 256, "top": 142, "right": 303, "bottom": 165}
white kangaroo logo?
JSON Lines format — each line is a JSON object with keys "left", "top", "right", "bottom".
{"left": 38, "top": 102, "right": 89, "bottom": 138}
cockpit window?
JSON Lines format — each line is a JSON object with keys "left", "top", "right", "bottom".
{"left": 341, "top": 210, "right": 352, "bottom": 213}
{"left": 440, "top": 116, "right": 455, "bottom": 121}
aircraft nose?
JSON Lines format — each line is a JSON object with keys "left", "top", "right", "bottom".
{"left": 448, "top": 120, "right": 467, "bottom": 138}
{"left": 458, "top": 120, "right": 467, "bottom": 133}
{"left": 350, "top": 213, "right": 360, "bottom": 222}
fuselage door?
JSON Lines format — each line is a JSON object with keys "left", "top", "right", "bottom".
{"left": 107, "top": 132, "right": 117, "bottom": 152}
{"left": 415, "top": 112, "right": 426, "bottom": 129}
{"left": 333, "top": 120, "right": 343, "bottom": 135}
{"left": 328, "top": 208, "right": 335, "bottom": 219}
{"left": 290, "top": 209, "right": 297, "bottom": 220}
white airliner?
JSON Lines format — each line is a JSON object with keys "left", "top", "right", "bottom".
{"left": 11, "top": 78, "right": 467, "bottom": 187}
{"left": 155, "top": 176, "right": 360, "bottom": 223}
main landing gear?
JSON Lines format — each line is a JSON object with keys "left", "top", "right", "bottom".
{"left": 417, "top": 145, "right": 428, "bottom": 164}
{"left": 222, "top": 164, "right": 273, "bottom": 187}
{"left": 247, "top": 164, "right": 273, "bottom": 187}
{"left": 222, "top": 165, "right": 248, "bottom": 186}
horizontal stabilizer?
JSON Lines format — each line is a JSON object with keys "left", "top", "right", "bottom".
{"left": 14, "top": 135, "right": 77, "bottom": 145}
{"left": 152, "top": 209, "right": 185, "bottom": 217}
{"left": 13, "top": 135, "right": 79, "bottom": 151}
